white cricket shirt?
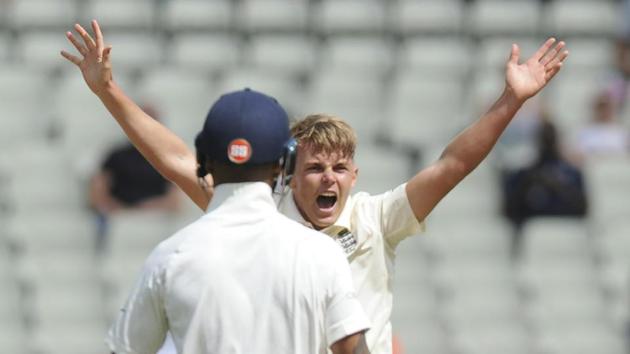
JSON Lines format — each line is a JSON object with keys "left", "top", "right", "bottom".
{"left": 277, "top": 184, "right": 425, "bottom": 354}
{"left": 106, "top": 182, "right": 370, "bottom": 354}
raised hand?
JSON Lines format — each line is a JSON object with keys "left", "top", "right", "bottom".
{"left": 505, "top": 38, "right": 569, "bottom": 102}
{"left": 60, "top": 20, "right": 113, "bottom": 96}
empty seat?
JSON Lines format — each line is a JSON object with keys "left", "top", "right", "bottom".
{"left": 162, "top": 0, "right": 232, "bottom": 32}
{"left": 425, "top": 220, "right": 512, "bottom": 264}
{"left": 244, "top": 34, "right": 316, "bottom": 76}
{"left": 320, "top": 37, "right": 394, "bottom": 75}
{"left": 560, "top": 38, "right": 615, "bottom": 73}
{"left": 7, "top": 0, "right": 77, "bottom": 30}
{"left": 391, "top": 318, "right": 449, "bottom": 354}
{"left": 15, "top": 32, "right": 71, "bottom": 70}
{"left": 136, "top": 67, "right": 214, "bottom": 147}
{"left": 82, "top": 0, "right": 155, "bottom": 31}
{"left": 546, "top": 73, "right": 608, "bottom": 134}
{"left": 105, "top": 210, "right": 179, "bottom": 259}
{"left": 391, "top": 0, "right": 463, "bottom": 36}
{"left": 519, "top": 260, "right": 599, "bottom": 294}
{"left": 31, "top": 323, "right": 109, "bottom": 354}
{"left": 314, "top": 0, "right": 386, "bottom": 35}
{"left": 0, "top": 33, "right": 10, "bottom": 62}
{"left": 468, "top": 0, "right": 540, "bottom": 37}
{"left": 584, "top": 155, "right": 630, "bottom": 223}
{"left": 0, "top": 65, "right": 52, "bottom": 147}
{"left": 237, "top": 0, "right": 308, "bottom": 34}
{"left": 352, "top": 143, "right": 410, "bottom": 195}
{"left": 5, "top": 210, "right": 95, "bottom": 256}
{"left": 451, "top": 323, "right": 533, "bottom": 354}
{"left": 534, "top": 322, "right": 626, "bottom": 354}
{"left": 169, "top": 33, "right": 241, "bottom": 74}
{"left": 525, "top": 287, "right": 609, "bottom": 326}
{"left": 305, "top": 70, "right": 385, "bottom": 142}
{"left": 397, "top": 36, "right": 472, "bottom": 78}
{"left": 217, "top": 69, "right": 304, "bottom": 118}
{"left": 102, "top": 33, "right": 162, "bottom": 71}
{"left": 545, "top": 0, "right": 619, "bottom": 37}
{"left": 385, "top": 73, "right": 466, "bottom": 149}
{"left": 521, "top": 218, "right": 592, "bottom": 263}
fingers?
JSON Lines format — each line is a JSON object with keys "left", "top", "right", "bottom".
{"left": 103, "top": 45, "right": 113, "bottom": 64}
{"left": 546, "top": 48, "right": 569, "bottom": 69}
{"left": 545, "top": 62, "right": 563, "bottom": 81}
{"left": 74, "top": 23, "right": 96, "bottom": 50}
{"left": 509, "top": 43, "right": 520, "bottom": 65}
{"left": 60, "top": 50, "right": 82, "bottom": 66}
{"left": 533, "top": 38, "right": 556, "bottom": 61}
{"left": 66, "top": 31, "right": 87, "bottom": 56}
{"left": 540, "top": 41, "right": 566, "bottom": 66}
{"left": 92, "top": 20, "right": 104, "bottom": 61}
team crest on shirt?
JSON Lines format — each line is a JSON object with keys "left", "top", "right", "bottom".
{"left": 334, "top": 228, "right": 357, "bottom": 255}
{"left": 227, "top": 138, "right": 252, "bottom": 164}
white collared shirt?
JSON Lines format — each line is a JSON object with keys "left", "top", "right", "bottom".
{"left": 106, "top": 182, "right": 370, "bottom": 354}
{"left": 277, "top": 184, "right": 425, "bottom": 354}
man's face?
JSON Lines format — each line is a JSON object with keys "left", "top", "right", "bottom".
{"left": 290, "top": 144, "right": 357, "bottom": 230}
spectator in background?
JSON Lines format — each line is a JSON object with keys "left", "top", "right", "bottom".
{"left": 574, "top": 91, "right": 629, "bottom": 161}
{"left": 502, "top": 117, "right": 588, "bottom": 257}
{"left": 89, "top": 104, "right": 181, "bottom": 251}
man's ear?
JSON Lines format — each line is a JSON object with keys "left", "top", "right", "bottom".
{"left": 351, "top": 166, "right": 358, "bottom": 188}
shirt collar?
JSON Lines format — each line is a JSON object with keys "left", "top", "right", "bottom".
{"left": 207, "top": 182, "right": 275, "bottom": 214}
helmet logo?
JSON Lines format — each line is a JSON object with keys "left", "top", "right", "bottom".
{"left": 227, "top": 138, "right": 252, "bottom": 164}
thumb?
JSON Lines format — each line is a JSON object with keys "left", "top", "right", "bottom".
{"left": 102, "top": 45, "right": 113, "bottom": 63}
{"left": 508, "top": 43, "right": 519, "bottom": 65}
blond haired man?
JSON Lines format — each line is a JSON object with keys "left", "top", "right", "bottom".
{"left": 61, "top": 20, "right": 568, "bottom": 353}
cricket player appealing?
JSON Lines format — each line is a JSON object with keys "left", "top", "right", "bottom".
{"left": 62, "top": 20, "right": 568, "bottom": 354}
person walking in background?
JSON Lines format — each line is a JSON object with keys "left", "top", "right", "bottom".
{"left": 61, "top": 19, "right": 568, "bottom": 353}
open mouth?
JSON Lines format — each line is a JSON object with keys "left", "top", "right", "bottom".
{"left": 316, "top": 194, "right": 337, "bottom": 210}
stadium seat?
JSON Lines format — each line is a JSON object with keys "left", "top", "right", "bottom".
{"left": 559, "top": 38, "right": 616, "bottom": 74}
{"left": 450, "top": 322, "right": 533, "bottom": 354}
{"left": 520, "top": 218, "right": 592, "bottom": 263}
{"left": 6, "top": 0, "right": 77, "bottom": 30}
{"left": 468, "top": 0, "right": 540, "bottom": 37}
{"left": 82, "top": 0, "right": 155, "bottom": 31}
{"left": 352, "top": 143, "right": 411, "bottom": 195}
{"left": 534, "top": 322, "right": 626, "bottom": 354}
{"left": 518, "top": 260, "right": 600, "bottom": 295}
{"left": 319, "top": 36, "right": 394, "bottom": 76}
{"left": 425, "top": 220, "right": 512, "bottom": 264}
{"left": 161, "top": 0, "right": 233, "bottom": 33}
{"left": 169, "top": 33, "right": 242, "bottom": 75}
{"left": 216, "top": 69, "right": 305, "bottom": 119}
{"left": 385, "top": 73, "right": 466, "bottom": 149}
{"left": 105, "top": 210, "right": 179, "bottom": 259}
{"left": 15, "top": 32, "right": 72, "bottom": 71}
{"left": 305, "top": 70, "right": 386, "bottom": 142}
{"left": 390, "top": 318, "right": 450, "bottom": 354}
{"left": 0, "top": 33, "right": 10, "bottom": 63}
{"left": 524, "top": 287, "right": 609, "bottom": 327}
{"left": 584, "top": 155, "right": 630, "bottom": 224}
{"left": 244, "top": 34, "right": 317, "bottom": 76}
{"left": 397, "top": 36, "right": 472, "bottom": 78}
{"left": 101, "top": 32, "right": 163, "bottom": 71}
{"left": 0, "top": 322, "right": 27, "bottom": 354}
{"left": 546, "top": 72, "right": 607, "bottom": 135}
{"left": 237, "top": 0, "right": 308, "bottom": 34}
{"left": 0, "top": 65, "right": 53, "bottom": 148}
{"left": 431, "top": 260, "right": 516, "bottom": 295}
{"left": 31, "top": 323, "right": 109, "bottom": 354}
{"left": 5, "top": 210, "right": 95, "bottom": 257}
{"left": 544, "top": 0, "right": 620, "bottom": 37}
{"left": 136, "top": 66, "right": 214, "bottom": 147}
{"left": 314, "top": 0, "right": 386, "bottom": 35}
{"left": 391, "top": 0, "right": 463, "bottom": 36}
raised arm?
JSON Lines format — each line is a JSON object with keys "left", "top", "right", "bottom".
{"left": 406, "top": 38, "right": 569, "bottom": 221}
{"left": 331, "top": 331, "right": 370, "bottom": 354}
{"left": 61, "top": 20, "right": 211, "bottom": 210}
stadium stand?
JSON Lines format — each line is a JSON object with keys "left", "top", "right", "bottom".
{"left": 0, "top": 1, "right": 628, "bottom": 353}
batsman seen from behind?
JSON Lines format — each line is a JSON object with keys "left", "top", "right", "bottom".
{"left": 62, "top": 19, "right": 568, "bottom": 354}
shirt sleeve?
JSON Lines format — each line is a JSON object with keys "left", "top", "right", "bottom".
{"left": 106, "top": 258, "right": 169, "bottom": 354}
{"left": 377, "top": 183, "right": 425, "bottom": 248}
{"left": 323, "top": 243, "right": 371, "bottom": 347}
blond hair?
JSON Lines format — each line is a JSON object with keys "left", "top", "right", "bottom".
{"left": 290, "top": 114, "right": 357, "bottom": 158}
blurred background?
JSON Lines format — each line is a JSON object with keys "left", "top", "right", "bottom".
{"left": 0, "top": 0, "right": 629, "bottom": 353}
